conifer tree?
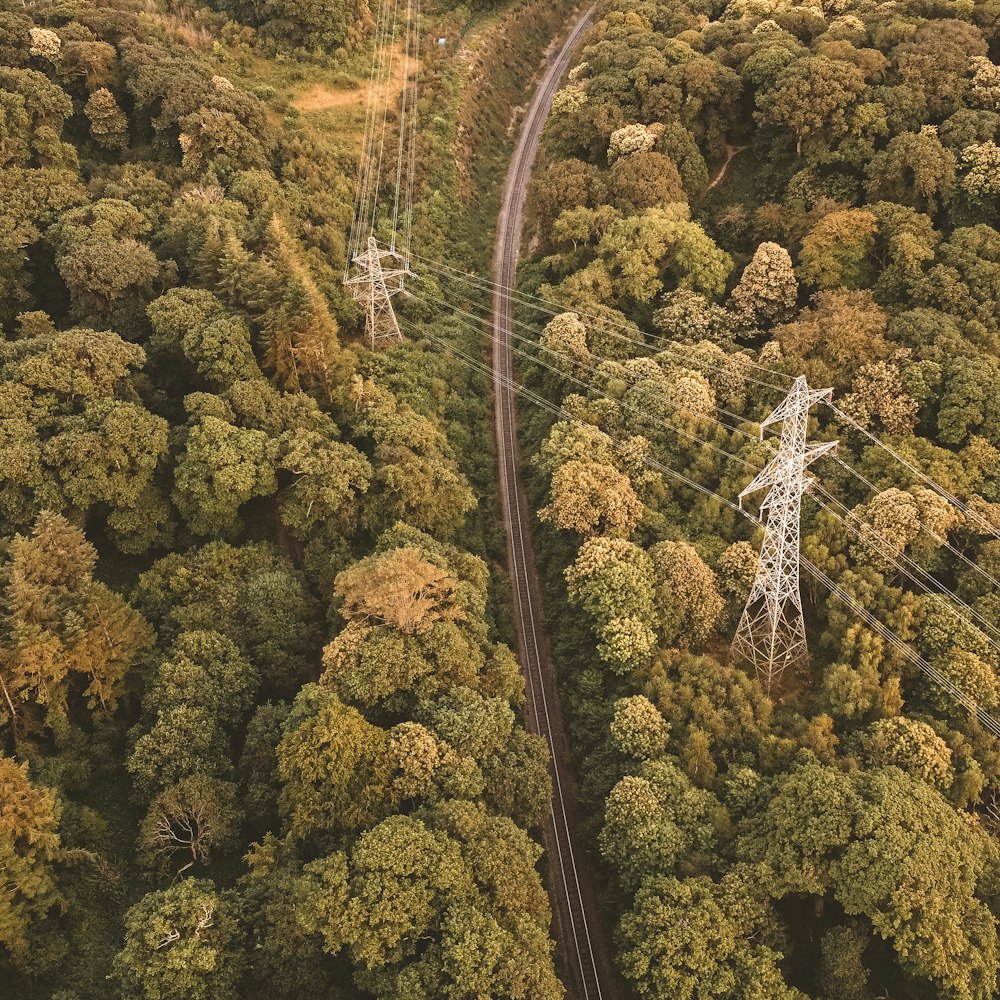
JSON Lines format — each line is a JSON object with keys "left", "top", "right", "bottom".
{"left": 0, "top": 755, "right": 63, "bottom": 966}
{"left": 0, "top": 512, "right": 153, "bottom": 727}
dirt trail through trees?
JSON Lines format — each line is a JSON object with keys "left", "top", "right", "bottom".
{"left": 707, "top": 142, "right": 749, "bottom": 190}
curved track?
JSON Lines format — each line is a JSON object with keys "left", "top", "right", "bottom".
{"left": 489, "top": 9, "right": 618, "bottom": 1000}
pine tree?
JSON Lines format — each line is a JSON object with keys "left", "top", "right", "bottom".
{"left": 0, "top": 512, "right": 153, "bottom": 727}
{"left": 256, "top": 216, "right": 353, "bottom": 400}
{"left": 0, "top": 755, "right": 64, "bottom": 965}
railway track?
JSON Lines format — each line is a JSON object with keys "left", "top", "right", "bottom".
{"left": 489, "top": 8, "right": 617, "bottom": 1000}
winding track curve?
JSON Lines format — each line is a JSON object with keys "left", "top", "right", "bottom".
{"left": 489, "top": 8, "right": 618, "bottom": 1000}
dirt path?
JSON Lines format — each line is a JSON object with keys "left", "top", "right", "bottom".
{"left": 707, "top": 142, "right": 749, "bottom": 190}
{"left": 490, "top": 7, "right": 622, "bottom": 1000}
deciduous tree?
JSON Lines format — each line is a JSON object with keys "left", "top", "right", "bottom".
{"left": 617, "top": 872, "right": 803, "bottom": 1000}
{"left": 729, "top": 242, "right": 798, "bottom": 329}
{"left": 798, "top": 209, "right": 877, "bottom": 290}
{"left": 540, "top": 458, "right": 645, "bottom": 537}
{"left": 112, "top": 879, "right": 243, "bottom": 1000}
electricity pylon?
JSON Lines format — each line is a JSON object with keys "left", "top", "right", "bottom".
{"left": 732, "top": 375, "right": 837, "bottom": 689}
{"left": 345, "top": 237, "right": 406, "bottom": 349}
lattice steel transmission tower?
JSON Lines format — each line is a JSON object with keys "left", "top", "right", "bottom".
{"left": 345, "top": 237, "right": 406, "bottom": 349}
{"left": 732, "top": 376, "right": 837, "bottom": 689}
{"left": 344, "top": 0, "right": 420, "bottom": 349}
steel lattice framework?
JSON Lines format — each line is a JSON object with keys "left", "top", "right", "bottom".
{"left": 345, "top": 0, "right": 420, "bottom": 348}
{"left": 345, "top": 237, "right": 405, "bottom": 349}
{"left": 732, "top": 375, "right": 837, "bottom": 689}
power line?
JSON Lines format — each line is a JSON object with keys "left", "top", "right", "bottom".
{"left": 732, "top": 377, "right": 837, "bottom": 688}
{"left": 405, "top": 299, "right": 1000, "bottom": 732}
{"left": 831, "top": 454, "right": 1000, "bottom": 592}
{"left": 826, "top": 401, "right": 1000, "bottom": 539}
{"left": 406, "top": 254, "right": 1000, "bottom": 552}
{"left": 402, "top": 251, "right": 793, "bottom": 393}
{"left": 412, "top": 284, "right": 1000, "bottom": 640}
{"left": 411, "top": 285, "right": 1000, "bottom": 648}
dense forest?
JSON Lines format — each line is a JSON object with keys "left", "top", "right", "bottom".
{"left": 0, "top": 0, "right": 572, "bottom": 997}
{"left": 7, "top": 0, "right": 1000, "bottom": 997}
{"left": 520, "top": 0, "right": 1000, "bottom": 997}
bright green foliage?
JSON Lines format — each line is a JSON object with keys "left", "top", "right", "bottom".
{"left": 854, "top": 717, "right": 954, "bottom": 791}
{"left": 607, "top": 207, "right": 732, "bottom": 302}
{"left": 0, "top": 325, "right": 170, "bottom": 548}
{"left": 146, "top": 631, "right": 258, "bottom": 730}
{"left": 756, "top": 56, "right": 867, "bottom": 156}
{"left": 51, "top": 199, "right": 159, "bottom": 320}
{"left": 738, "top": 755, "right": 1000, "bottom": 999}
{"left": 112, "top": 879, "right": 243, "bottom": 1000}
{"left": 610, "top": 696, "right": 670, "bottom": 759}
{"left": 172, "top": 415, "right": 278, "bottom": 537}
{"left": 798, "top": 210, "right": 878, "bottom": 290}
{"left": 277, "top": 429, "right": 371, "bottom": 535}
{"left": 147, "top": 288, "right": 262, "bottom": 388}
{"left": 134, "top": 542, "right": 320, "bottom": 690}
{"left": 348, "top": 379, "right": 475, "bottom": 537}
{"left": 617, "top": 871, "right": 804, "bottom": 1000}
{"left": 128, "top": 704, "right": 233, "bottom": 798}
{"left": 729, "top": 242, "right": 798, "bottom": 329}
{"left": 84, "top": 88, "right": 127, "bottom": 150}
{"left": 566, "top": 537, "right": 658, "bottom": 673}
{"left": 214, "top": 0, "right": 365, "bottom": 52}
{"left": 0, "top": 756, "right": 63, "bottom": 966}
{"left": 866, "top": 127, "right": 956, "bottom": 212}
{"left": 600, "top": 760, "right": 726, "bottom": 889}
{"left": 549, "top": 205, "right": 732, "bottom": 308}
{"left": 648, "top": 541, "right": 723, "bottom": 648}
{"left": 294, "top": 802, "right": 562, "bottom": 1000}
{"left": 276, "top": 684, "right": 394, "bottom": 846}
